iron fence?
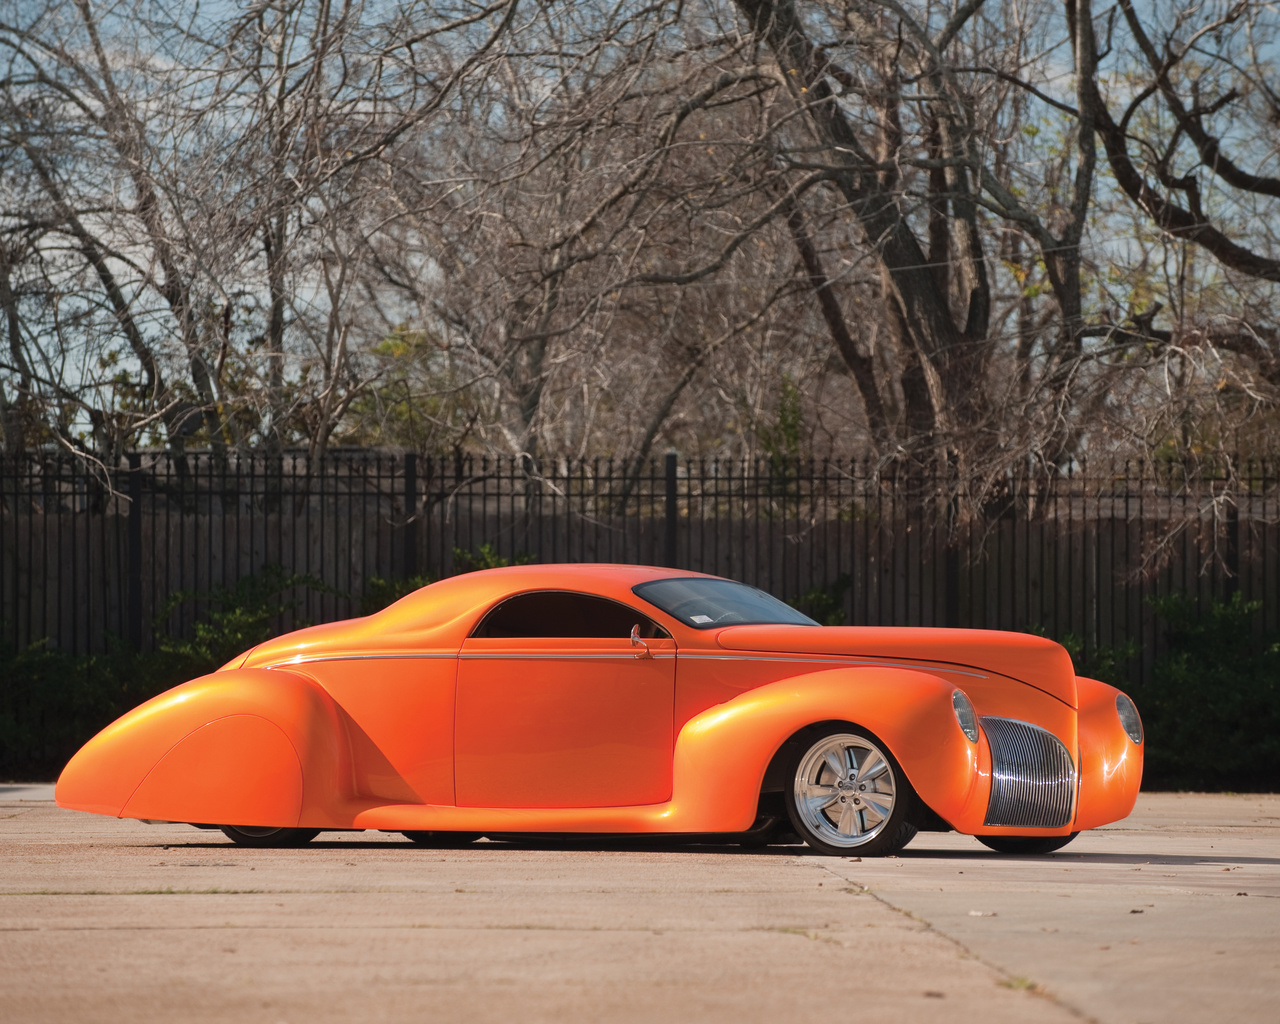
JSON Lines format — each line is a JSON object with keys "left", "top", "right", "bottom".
{"left": 2, "top": 450, "right": 1277, "bottom": 685}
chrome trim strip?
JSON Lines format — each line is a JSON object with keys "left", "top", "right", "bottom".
{"left": 460, "top": 652, "right": 676, "bottom": 660}
{"left": 679, "top": 653, "right": 987, "bottom": 678}
{"left": 277, "top": 651, "right": 981, "bottom": 675}
{"left": 273, "top": 653, "right": 457, "bottom": 665}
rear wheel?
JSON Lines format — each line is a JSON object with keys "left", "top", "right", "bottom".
{"left": 977, "top": 833, "right": 1079, "bottom": 855}
{"left": 401, "top": 831, "right": 483, "bottom": 847}
{"left": 784, "top": 729, "right": 917, "bottom": 857}
{"left": 220, "top": 825, "right": 320, "bottom": 848}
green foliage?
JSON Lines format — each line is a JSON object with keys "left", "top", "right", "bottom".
{"left": 757, "top": 374, "right": 805, "bottom": 462}
{"left": 1137, "top": 593, "right": 1280, "bottom": 791}
{"left": 1024, "top": 621, "right": 1137, "bottom": 687}
{"left": 1054, "top": 632, "right": 1139, "bottom": 688}
{"left": 337, "top": 325, "right": 493, "bottom": 454}
{"left": 360, "top": 540, "right": 535, "bottom": 612}
{"left": 452, "top": 543, "right": 534, "bottom": 573}
{"left": 156, "top": 566, "right": 334, "bottom": 673}
{"left": 360, "top": 575, "right": 434, "bottom": 615}
{"left": 790, "top": 573, "right": 851, "bottom": 626}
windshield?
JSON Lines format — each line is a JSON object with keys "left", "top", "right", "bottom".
{"left": 633, "top": 578, "right": 818, "bottom": 630}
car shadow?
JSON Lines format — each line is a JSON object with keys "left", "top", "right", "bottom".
{"left": 144, "top": 834, "right": 1280, "bottom": 866}
{"left": 156, "top": 838, "right": 809, "bottom": 856}
{"left": 898, "top": 847, "right": 1280, "bottom": 867}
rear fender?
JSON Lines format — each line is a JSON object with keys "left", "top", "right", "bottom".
{"left": 669, "top": 667, "right": 982, "bottom": 832}
{"left": 55, "top": 669, "right": 350, "bottom": 826}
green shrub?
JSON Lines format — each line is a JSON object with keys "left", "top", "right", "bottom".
{"left": 452, "top": 543, "right": 534, "bottom": 572}
{"left": 1053, "top": 632, "right": 1138, "bottom": 688}
{"left": 1137, "top": 592, "right": 1280, "bottom": 791}
{"left": 156, "top": 565, "right": 335, "bottom": 673}
{"left": 360, "top": 575, "right": 434, "bottom": 615}
{"left": 790, "top": 574, "right": 851, "bottom": 626}
{"left": 360, "top": 541, "right": 534, "bottom": 614}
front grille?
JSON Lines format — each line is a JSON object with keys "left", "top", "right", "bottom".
{"left": 982, "top": 717, "right": 1076, "bottom": 828}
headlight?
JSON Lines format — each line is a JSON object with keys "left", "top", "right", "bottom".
{"left": 1115, "top": 693, "right": 1143, "bottom": 744}
{"left": 952, "top": 689, "right": 979, "bottom": 742}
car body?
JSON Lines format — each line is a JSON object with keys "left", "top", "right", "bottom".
{"left": 56, "top": 564, "right": 1144, "bottom": 854}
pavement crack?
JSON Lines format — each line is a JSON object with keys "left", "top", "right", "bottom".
{"left": 809, "top": 858, "right": 1099, "bottom": 1024}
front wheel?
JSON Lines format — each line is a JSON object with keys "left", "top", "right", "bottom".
{"left": 784, "top": 729, "right": 918, "bottom": 857}
{"left": 220, "top": 825, "right": 320, "bottom": 848}
{"left": 977, "top": 833, "right": 1079, "bottom": 855}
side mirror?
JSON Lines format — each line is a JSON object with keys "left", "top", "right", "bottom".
{"left": 630, "top": 624, "right": 653, "bottom": 659}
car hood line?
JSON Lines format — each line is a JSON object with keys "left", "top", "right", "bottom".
{"left": 678, "top": 652, "right": 989, "bottom": 679}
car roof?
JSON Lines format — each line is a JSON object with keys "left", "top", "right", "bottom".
{"left": 372, "top": 563, "right": 725, "bottom": 638}
{"left": 243, "top": 564, "right": 728, "bottom": 664}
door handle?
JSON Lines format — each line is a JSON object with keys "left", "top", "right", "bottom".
{"left": 630, "top": 624, "right": 652, "bottom": 659}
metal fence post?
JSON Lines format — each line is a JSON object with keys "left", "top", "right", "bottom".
{"left": 1225, "top": 501, "right": 1240, "bottom": 598}
{"left": 404, "top": 452, "right": 418, "bottom": 579}
{"left": 127, "top": 452, "right": 142, "bottom": 649}
{"left": 664, "top": 452, "right": 678, "bottom": 567}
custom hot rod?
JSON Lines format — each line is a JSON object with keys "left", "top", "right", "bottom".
{"left": 56, "top": 564, "right": 1143, "bottom": 855}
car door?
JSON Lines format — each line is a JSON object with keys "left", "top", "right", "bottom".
{"left": 454, "top": 591, "right": 676, "bottom": 808}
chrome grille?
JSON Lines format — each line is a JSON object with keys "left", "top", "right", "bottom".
{"left": 982, "top": 717, "right": 1076, "bottom": 828}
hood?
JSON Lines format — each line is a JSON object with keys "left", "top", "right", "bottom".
{"left": 716, "top": 625, "right": 1077, "bottom": 707}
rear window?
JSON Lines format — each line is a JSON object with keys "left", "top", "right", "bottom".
{"left": 632, "top": 578, "right": 817, "bottom": 630}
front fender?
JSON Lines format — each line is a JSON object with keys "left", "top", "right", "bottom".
{"left": 667, "top": 667, "right": 981, "bottom": 833}
{"left": 1075, "top": 676, "right": 1143, "bottom": 831}
{"left": 55, "top": 669, "right": 350, "bottom": 826}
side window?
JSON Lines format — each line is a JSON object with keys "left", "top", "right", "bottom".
{"left": 472, "top": 592, "right": 670, "bottom": 639}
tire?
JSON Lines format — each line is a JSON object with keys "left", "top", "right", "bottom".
{"left": 977, "top": 832, "right": 1079, "bottom": 855}
{"left": 401, "top": 831, "right": 483, "bottom": 847}
{"left": 784, "top": 728, "right": 918, "bottom": 857}
{"left": 220, "top": 825, "right": 321, "bottom": 848}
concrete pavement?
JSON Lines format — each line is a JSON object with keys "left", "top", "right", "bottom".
{"left": 1, "top": 790, "right": 1276, "bottom": 1023}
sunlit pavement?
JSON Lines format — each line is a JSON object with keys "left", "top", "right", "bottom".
{"left": 2, "top": 788, "right": 1277, "bottom": 1024}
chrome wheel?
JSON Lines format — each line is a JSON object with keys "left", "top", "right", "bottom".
{"left": 785, "top": 730, "right": 917, "bottom": 856}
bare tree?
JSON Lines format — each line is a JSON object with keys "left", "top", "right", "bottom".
{"left": 1, "top": 0, "right": 1276, "bottom": 482}
{"left": 0, "top": 0, "right": 520, "bottom": 461}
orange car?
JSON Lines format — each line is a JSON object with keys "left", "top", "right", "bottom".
{"left": 56, "top": 564, "right": 1143, "bottom": 856}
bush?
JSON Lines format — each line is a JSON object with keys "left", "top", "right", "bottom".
{"left": 360, "top": 575, "right": 434, "bottom": 615}
{"left": 790, "top": 573, "right": 851, "bottom": 626}
{"left": 1053, "top": 632, "right": 1138, "bottom": 688}
{"left": 156, "top": 565, "right": 334, "bottom": 673}
{"left": 452, "top": 542, "right": 534, "bottom": 572}
{"left": 1137, "top": 593, "right": 1280, "bottom": 791}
